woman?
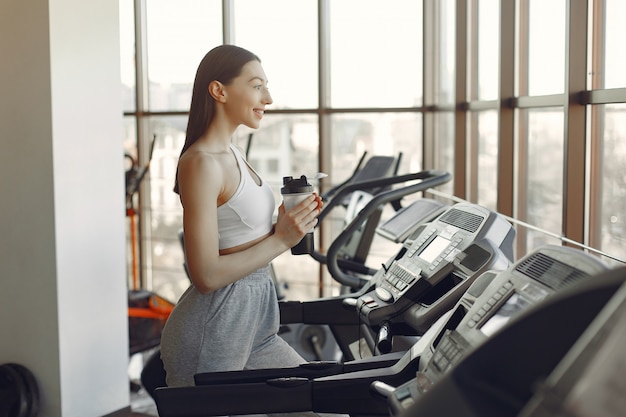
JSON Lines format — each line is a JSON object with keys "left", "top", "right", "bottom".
{"left": 160, "top": 45, "right": 323, "bottom": 388}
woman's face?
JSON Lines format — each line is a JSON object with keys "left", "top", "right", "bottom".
{"left": 223, "top": 60, "right": 273, "bottom": 129}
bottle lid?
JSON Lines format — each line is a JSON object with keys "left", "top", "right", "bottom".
{"left": 281, "top": 175, "right": 313, "bottom": 194}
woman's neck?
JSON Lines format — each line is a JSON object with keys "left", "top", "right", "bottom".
{"left": 201, "top": 121, "right": 236, "bottom": 152}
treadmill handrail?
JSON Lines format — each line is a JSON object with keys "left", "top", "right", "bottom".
{"left": 318, "top": 170, "right": 451, "bottom": 289}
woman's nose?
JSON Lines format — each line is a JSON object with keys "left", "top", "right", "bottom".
{"left": 263, "top": 89, "right": 273, "bottom": 105}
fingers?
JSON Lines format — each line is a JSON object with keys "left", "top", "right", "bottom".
{"left": 289, "top": 195, "right": 320, "bottom": 215}
{"left": 275, "top": 194, "right": 322, "bottom": 248}
{"left": 285, "top": 195, "right": 320, "bottom": 230}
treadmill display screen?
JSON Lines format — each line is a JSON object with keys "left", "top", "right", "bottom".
{"left": 419, "top": 235, "right": 451, "bottom": 263}
{"left": 480, "top": 292, "right": 532, "bottom": 336}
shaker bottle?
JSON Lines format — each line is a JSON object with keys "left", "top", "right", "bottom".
{"left": 281, "top": 175, "right": 315, "bottom": 255}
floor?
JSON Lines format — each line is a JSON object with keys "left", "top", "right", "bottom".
{"left": 130, "top": 387, "right": 159, "bottom": 417}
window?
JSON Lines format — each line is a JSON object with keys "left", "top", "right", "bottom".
{"left": 120, "top": 0, "right": 626, "bottom": 301}
{"left": 592, "top": 104, "right": 626, "bottom": 265}
{"left": 527, "top": 0, "right": 566, "bottom": 96}
{"left": 475, "top": 110, "right": 498, "bottom": 210}
{"left": 521, "top": 108, "right": 564, "bottom": 251}
{"left": 146, "top": 0, "right": 222, "bottom": 111}
{"left": 476, "top": 0, "right": 499, "bottom": 101}
{"left": 604, "top": 0, "right": 626, "bottom": 89}
{"left": 329, "top": 0, "right": 423, "bottom": 108}
{"left": 234, "top": 0, "right": 318, "bottom": 109}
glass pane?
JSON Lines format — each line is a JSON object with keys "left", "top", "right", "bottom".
{"left": 476, "top": 110, "right": 498, "bottom": 210}
{"left": 146, "top": 0, "right": 222, "bottom": 111}
{"left": 477, "top": 0, "right": 499, "bottom": 100}
{"left": 119, "top": 0, "right": 136, "bottom": 112}
{"left": 436, "top": 0, "right": 456, "bottom": 105}
{"left": 598, "top": 104, "right": 626, "bottom": 262}
{"left": 604, "top": 0, "right": 626, "bottom": 88}
{"left": 234, "top": 0, "right": 318, "bottom": 109}
{"left": 329, "top": 113, "right": 423, "bottom": 184}
{"left": 523, "top": 109, "right": 564, "bottom": 251}
{"left": 147, "top": 116, "right": 187, "bottom": 303}
{"left": 528, "top": 0, "right": 566, "bottom": 95}
{"left": 434, "top": 112, "right": 455, "bottom": 195}
{"left": 233, "top": 114, "right": 322, "bottom": 300}
{"left": 329, "top": 0, "right": 423, "bottom": 108}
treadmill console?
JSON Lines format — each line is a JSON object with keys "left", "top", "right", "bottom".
{"left": 356, "top": 203, "right": 515, "bottom": 327}
{"left": 386, "top": 245, "right": 608, "bottom": 416}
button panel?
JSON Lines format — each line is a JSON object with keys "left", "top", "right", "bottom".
{"left": 431, "top": 335, "right": 464, "bottom": 373}
{"left": 467, "top": 281, "right": 513, "bottom": 328}
{"left": 380, "top": 263, "right": 420, "bottom": 300}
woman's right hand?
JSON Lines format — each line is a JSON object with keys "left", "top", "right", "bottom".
{"left": 274, "top": 194, "right": 322, "bottom": 248}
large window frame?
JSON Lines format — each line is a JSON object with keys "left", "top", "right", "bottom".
{"left": 123, "top": 0, "right": 626, "bottom": 298}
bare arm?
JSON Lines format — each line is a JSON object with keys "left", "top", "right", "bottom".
{"left": 178, "top": 153, "right": 321, "bottom": 294}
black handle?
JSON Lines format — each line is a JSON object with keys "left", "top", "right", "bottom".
{"left": 322, "top": 170, "right": 451, "bottom": 289}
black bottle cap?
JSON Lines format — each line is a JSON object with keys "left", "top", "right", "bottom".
{"left": 281, "top": 175, "right": 313, "bottom": 194}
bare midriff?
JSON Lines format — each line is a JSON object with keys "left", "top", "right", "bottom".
{"left": 218, "top": 230, "right": 273, "bottom": 255}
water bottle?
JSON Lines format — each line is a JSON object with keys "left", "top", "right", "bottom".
{"left": 281, "top": 175, "right": 315, "bottom": 255}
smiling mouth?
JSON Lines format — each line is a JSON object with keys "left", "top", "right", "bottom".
{"left": 254, "top": 109, "right": 264, "bottom": 118}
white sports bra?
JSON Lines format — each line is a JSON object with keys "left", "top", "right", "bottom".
{"left": 216, "top": 144, "right": 275, "bottom": 250}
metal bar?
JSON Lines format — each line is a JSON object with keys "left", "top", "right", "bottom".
{"left": 454, "top": 0, "right": 468, "bottom": 199}
{"left": 562, "top": 0, "right": 589, "bottom": 246}
{"left": 497, "top": 0, "right": 516, "bottom": 218}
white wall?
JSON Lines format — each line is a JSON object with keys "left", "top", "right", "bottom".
{"left": 0, "top": 0, "right": 129, "bottom": 416}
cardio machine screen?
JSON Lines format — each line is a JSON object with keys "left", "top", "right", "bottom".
{"left": 480, "top": 292, "right": 532, "bottom": 336}
{"left": 418, "top": 235, "right": 451, "bottom": 263}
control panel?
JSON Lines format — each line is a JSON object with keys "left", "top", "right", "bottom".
{"left": 356, "top": 202, "right": 515, "bottom": 327}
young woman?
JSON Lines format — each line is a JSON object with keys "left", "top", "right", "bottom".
{"left": 160, "top": 45, "right": 323, "bottom": 388}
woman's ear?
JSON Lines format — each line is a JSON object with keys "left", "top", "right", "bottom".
{"left": 208, "top": 80, "right": 226, "bottom": 103}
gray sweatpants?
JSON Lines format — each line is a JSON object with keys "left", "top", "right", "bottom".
{"left": 160, "top": 265, "right": 345, "bottom": 417}
{"left": 161, "top": 265, "right": 305, "bottom": 386}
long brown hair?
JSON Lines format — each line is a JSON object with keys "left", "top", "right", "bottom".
{"left": 173, "top": 45, "right": 260, "bottom": 194}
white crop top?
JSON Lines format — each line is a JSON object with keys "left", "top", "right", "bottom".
{"left": 216, "top": 144, "right": 275, "bottom": 250}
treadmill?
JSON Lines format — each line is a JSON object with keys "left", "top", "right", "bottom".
{"left": 154, "top": 202, "right": 517, "bottom": 416}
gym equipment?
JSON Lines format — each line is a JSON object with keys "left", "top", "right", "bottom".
{"left": 380, "top": 245, "right": 608, "bottom": 416}
{"left": 310, "top": 169, "right": 451, "bottom": 290}
{"left": 126, "top": 134, "right": 175, "bottom": 356}
{"left": 0, "top": 363, "right": 39, "bottom": 417}
{"left": 128, "top": 290, "right": 175, "bottom": 356}
{"left": 281, "top": 201, "right": 515, "bottom": 362}
{"left": 320, "top": 151, "right": 402, "bottom": 208}
{"left": 153, "top": 202, "right": 520, "bottom": 416}
{"left": 139, "top": 169, "right": 452, "bottom": 401}
{"left": 308, "top": 151, "right": 404, "bottom": 287}
{"left": 125, "top": 134, "right": 157, "bottom": 291}
{"left": 392, "top": 262, "right": 625, "bottom": 417}
{"left": 518, "top": 270, "right": 626, "bottom": 417}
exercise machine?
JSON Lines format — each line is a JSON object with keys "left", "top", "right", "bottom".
{"left": 379, "top": 244, "right": 608, "bottom": 416}
{"left": 392, "top": 260, "right": 624, "bottom": 417}
{"left": 140, "top": 168, "right": 452, "bottom": 399}
{"left": 518, "top": 271, "right": 626, "bottom": 417}
{"left": 281, "top": 201, "right": 515, "bottom": 362}
{"left": 153, "top": 201, "right": 518, "bottom": 416}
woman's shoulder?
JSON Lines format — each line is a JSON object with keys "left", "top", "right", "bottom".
{"left": 178, "top": 148, "right": 225, "bottom": 180}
